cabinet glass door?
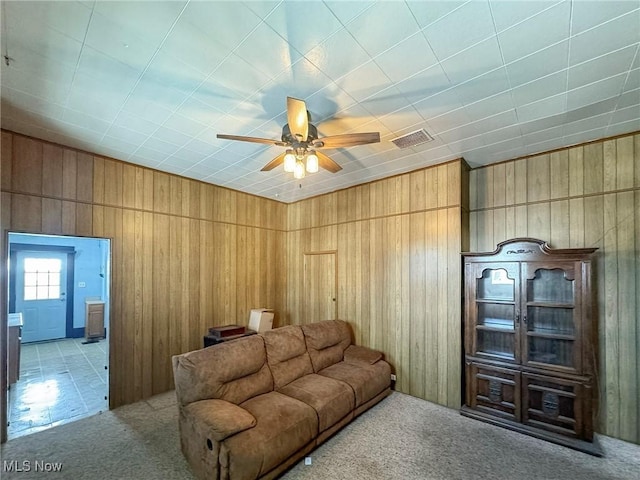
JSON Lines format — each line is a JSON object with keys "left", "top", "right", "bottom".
{"left": 523, "top": 265, "right": 579, "bottom": 370}
{"left": 472, "top": 264, "right": 519, "bottom": 361}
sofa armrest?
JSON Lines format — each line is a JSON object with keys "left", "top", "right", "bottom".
{"left": 184, "top": 399, "right": 257, "bottom": 442}
{"left": 344, "top": 345, "right": 383, "bottom": 365}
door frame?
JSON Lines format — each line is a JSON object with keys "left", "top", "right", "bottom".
{"left": 9, "top": 243, "right": 76, "bottom": 339}
{"left": 303, "top": 250, "right": 338, "bottom": 322}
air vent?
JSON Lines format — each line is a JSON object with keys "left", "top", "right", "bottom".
{"left": 391, "top": 129, "right": 433, "bottom": 149}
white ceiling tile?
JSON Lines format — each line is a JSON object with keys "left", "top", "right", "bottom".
{"left": 519, "top": 113, "right": 566, "bottom": 135}
{"left": 511, "top": 71, "right": 568, "bottom": 107}
{"left": 103, "top": 125, "right": 149, "bottom": 148}
{"left": 616, "top": 88, "right": 640, "bottom": 109}
{"left": 65, "top": 89, "right": 125, "bottom": 124}
{"left": 563, "top": 111, "right": 613, "bottom": 136}
{"left": 568, "top": 46, "right": 638, "bottom": 91}
{"left": 159, "top": 19, "right": 229, "bottom": 76}
{"left": 85, "top": 11, "right": 158, "bottom": 71}
{"left": 566, "top": 73, "right": 628, "bottom": 111}
{"left": 133, "top": 145, "right": 169, "bottom": 163}
{"left": 373, "top": 33, "right": 439, "bottom": 83}
{"left": 306, "top": 28, "right": 371, "bottom": 82}
{"left": 170, "top": 148, "right": 209, "bottom": 165}
{"left": 516, "top": 92, "right": 567, "bottom": 122}
{"left": 571, "top": 1, "right": 640, "bottom": 35}
{"left": 100, "top": 135, "right": 140, "bottom": 156}
{"left": 489, "top": 0, "right": 560, "bottom": 33}
{"left": 114, "top": 111, "right": 162, "bottom": 136}
{"left": 414, "top": 89, "right": 465, "bottom": 123}
{"left": 183, "top": 138, "right": 219, "bottom": 156}
{"left": 427, "top": 106, "right": 473, "bottom": 135}
{"left": 142, "top": 51, "right": 207, "bottom": 99}
{"left": 607, "top": 117, "right": 640, "bottom": 136}
{"left": 562, "top": 128, "right": 609, "bottom": 147}
{"left": 0, "top": 66, "right": 70, "bottom": 105}
{"left": 569, "top": 10, "right": 640, "bottom": 65}
{"left": 394, "top": 64, "right": 454, "bottom": 104}
{"left": 140, "top": 136, "right": 181, "bottom": 156}
{"left": 211, "top": 53, "right": 271, "bottom": 98}
{"left": 406, "top": 1, "right": 466, "bottom": 29}
{"left": 346, "top": 2, "right": 420, "bottom": 57}
{"left": 322, "top": 1, "right": 373, "bottom": 25}
{"left": 423, "top": 0, "right": 496, "bottom": 60}
{"left": 440, "top": 37, "right": 504, "bottom": 87}
{"left": 94, "top": 1, "right": 186, "bottom": 45}
{"left": 497, "top": 1, "right": 570, "bottom": 64}
{"left": 378, "top": 107, "right": 425, "bottom": 134}
{"left": 506, "top": 41, "right": 569, "bottom": 87}
{"left": 265, "top": 2, "right": 345, "bottom": 59}
{"left": 234, "top": 22, "right": 297, "bottom": 81}
{"left": 482, "top": 125, "right": 524, "bottom": 148}
{"left": 61, "top": 108, "right": 111, "bottom": 134}
{"left": 472, "top": 109, "right": 519, "bottom": 135}
{"left": 177, "top": 96, "right": 227, "bottom": 127}
{"left": 180, "top": 2, "right": 262, "bottom": 52}
{"left": 338, "top": 62, "right": 393, "bottom": 103}
{"left": 623, "top": 68, "right": 640, "bottom": 92}
{"left": 153, "top": 126, "right": 195, "bottom": 148}
{"left": 453, "top": 67, "right": 511, "bottom": 106}
{"left": 464, "top": 91, "right": 515, "bottom": 121}
{"left": 2, "top": 86, "right": 64, "bottom": 119}
{"left": 162, "top": 112, "right": 207, "bottom": 137}
{"left": 76, "top": 46, "right": 143, "bottom": 94}
{"left": 122, "top": 93, "right": 173, "bottom": 125}
{"left": 4, "top": 0, "right": 92, "bottom": 43}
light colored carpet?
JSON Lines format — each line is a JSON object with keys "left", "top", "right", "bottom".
{"left": 1, "top": 391, "right": 638, "bottom": 479}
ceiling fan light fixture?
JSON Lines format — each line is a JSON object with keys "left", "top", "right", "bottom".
{"left": 293, "top": 160, "right": 306, "bottom": 179}
{"left": 283, "top": 150, "right": 296, "bottom": 172}
{"left": 306, "top": 152, "right": 319, "bottom": 173}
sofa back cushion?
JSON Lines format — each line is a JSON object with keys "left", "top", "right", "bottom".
{"left": 263, "top": 325, "right": 313, "bottom": 389}
{"left": 301, "top": 320, "right": 352, "bottom": 372}
{"left": 172, "top": 335, "right": 273, "bottom": 406}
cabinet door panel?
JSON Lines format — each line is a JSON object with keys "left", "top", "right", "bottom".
{"left": 468, "top": 363, "right": 521, "bottom": 422}
{"left": 522, "top": 262, "right": 582, "bottom": 372}
{"left": 466, "top": 263, "right": 520, "bottom": 363}
{"left": 522, "top": 373, "right": 590, "bottom": 440}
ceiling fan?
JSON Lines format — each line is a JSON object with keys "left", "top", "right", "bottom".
{"left": 217, "top": 97, "right": 380, "bottom": 179}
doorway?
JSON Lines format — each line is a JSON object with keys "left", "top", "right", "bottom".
{"left": 303, "top": 252, "right": 337, "bottom": 322}
{"left": 5, "top": 233, "right": 111, "bottom": 440}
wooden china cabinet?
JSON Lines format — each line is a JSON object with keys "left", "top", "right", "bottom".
{"left": 461, "top": 238, "right": 602, "bottom": 456}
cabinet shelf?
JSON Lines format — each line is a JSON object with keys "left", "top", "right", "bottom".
{"left": 477, "top": 325, "right": 515, "bottom": 333}
{"left": 527, "top": 302, "right": 574, "bottom": 309}
{"left": 526, "top": 331, "right": 574, "bottom": 341}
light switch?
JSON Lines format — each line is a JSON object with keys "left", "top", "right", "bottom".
{"left": 78, "top": 282, "right": 86, "bottom": 288}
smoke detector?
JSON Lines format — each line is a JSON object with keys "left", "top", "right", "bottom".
{"left": 391, "top": 129, "right": 434, "bottom": 149}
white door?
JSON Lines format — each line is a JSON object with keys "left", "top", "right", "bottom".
{"left": 15, "top": 251, "right": 68, "bottom": 343}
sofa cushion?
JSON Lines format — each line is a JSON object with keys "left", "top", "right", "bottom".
{"left": 301, "top": 320, "right": 352, "bottom": 372}
{"left": 172, "top": 335, "right": 273, "bottom": 406}
{"left": 263, "top": 326, "right": 313, "bottom": 389}
{"left": 278, "top": 373, "right": 355, "bottom": 432}
{"left": 344, "top": 344, "right": 383, "bottom": 365}
{"left": 318, "top": 360, "right": 391, "bottom": 408}
{"left": 220, "top": 391, "right": 317, "bottom": 479}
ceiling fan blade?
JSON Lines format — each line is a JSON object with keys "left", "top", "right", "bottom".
{"left": 313, "top": 132, "right": 380, "bottom": 149}
{"left": 287, "top": 97, "right": 309, "bottom": 142}
{"left": 260, "top": 152, "right": 286, "bottom": 171}
{"left": 217, "top": 134, "right": 285, "bottom": 146}
{"left": 316, "top": 151, "right": 342, "bottom": 173}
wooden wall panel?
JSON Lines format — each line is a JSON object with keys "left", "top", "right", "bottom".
{"left": 468, "top": 131, "right": 640, "bottom": 445}
{"left": 286, "top": 159, "right": 469, "bottom": 410}
{"left": 1, "top": 130, "right": 288, "bottom": 416}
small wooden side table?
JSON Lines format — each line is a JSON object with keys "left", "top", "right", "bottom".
{"left": 203, "top": 330, "right": 257, "bottom": 348}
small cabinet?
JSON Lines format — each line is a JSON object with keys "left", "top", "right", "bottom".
{"left": 85, "top": 300, "right": 105, "bottom": 341}
{"left": 461, "top": 239, "right": 600, "bottom": 456}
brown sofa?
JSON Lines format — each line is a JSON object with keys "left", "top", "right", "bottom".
{"left": 172, "top": 320, "right": 392, "bottom": 480}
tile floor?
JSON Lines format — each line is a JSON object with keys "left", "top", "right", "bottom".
{"left": 7, "top": 337, "right": 109, "bottom": 439}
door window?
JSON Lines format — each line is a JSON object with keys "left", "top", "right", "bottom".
{"left": 23, "top": 257, "right": 62, "bottom": 300}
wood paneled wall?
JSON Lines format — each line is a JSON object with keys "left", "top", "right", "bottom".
{"left": 469, "top": 132, "right": 640, "bottom": 444}
{"left": 286, "top": 160, "right": 469, "bottom": 409}
{"left": 0, "top": 130, "right": 287, "bottom": 409}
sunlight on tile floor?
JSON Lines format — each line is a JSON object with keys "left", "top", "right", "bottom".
{"left": 8, "top": 338, "right": 108, "bottom": 439}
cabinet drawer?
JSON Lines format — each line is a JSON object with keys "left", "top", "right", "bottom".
{"left": 468, "top": 362, "right": 521, "bottom": 423}
{"left": 522, "top": 373, "right": 591, "bottom": 440}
